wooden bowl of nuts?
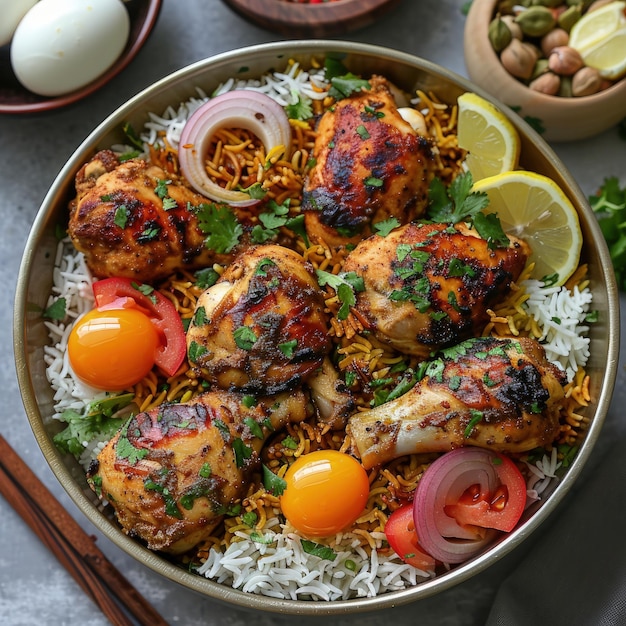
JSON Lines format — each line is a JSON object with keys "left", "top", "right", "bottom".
{"left": 464, "top": 0, "right": 626, "bottom": 141}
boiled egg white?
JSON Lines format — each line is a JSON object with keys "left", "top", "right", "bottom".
{"left": 10, "top": 0, "right": 130, "bottom": 97}
{"left": 0, "top": 0, "right": 38, "bottom": 47}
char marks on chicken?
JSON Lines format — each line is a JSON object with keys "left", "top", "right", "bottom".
{"left": 302, "top": 76, "right": 434, "bottom": 248}
{"left": 68, "top": 150, "right": 241, "bottom": 283}
{"left": 186, "top": 244, "right": 332, "bottom": 395}
{"left": 348, "top": 336, "right": 567, "bottom": 469}
{"left": 342, "top": 221, "right": 530, "bottom": 357}
{"left": 88, "top": 389, "right": 310, "bottom": 554}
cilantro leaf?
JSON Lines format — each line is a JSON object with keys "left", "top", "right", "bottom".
{"left": 43, "top": 297, "right": 66, "bottom": 321}
{"left": 427, "top": 172, "right": 489, "bottom": 223}
{"left": 285, "top": 91, "right": 313, "bottom": 121}
{"left": 301, "top": 540, "right": 336, "bottom": 561}
{"left": 329, "top": 73, "right": 370, "bottom": 100}
{"left": 316, "top": 269, "right": 365, "bottom": 320}
{"left": 193, "top": 202, "right": 243, "bottom": 253}
{"left": 262, "top": 464, "right": 287, "bottom": 496}
{"left": 373, "top": 217, "right": 400, "bottom": 237}
{"left": 52, "top": 394, "right": 133, "bottom": 458}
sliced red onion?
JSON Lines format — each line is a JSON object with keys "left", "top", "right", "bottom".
{"left": 413, "top": 448, "right": 500, "bottom": 564}
{"left": 178, "top": 90, "right": 292, "bottom": 206}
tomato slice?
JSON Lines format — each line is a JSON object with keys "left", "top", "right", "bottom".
{"left": 443, "top": 453, "right": 526, "bottom": 533}
{"left": 385, "top": 505, "right": 436, "bottom": 572}
{"left": 92, "top": 277, "right": 186, "bottom": 377}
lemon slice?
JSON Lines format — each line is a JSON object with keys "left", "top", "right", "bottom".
{"left": 580, "top": 26, "right": 626, "bottom": 79}
{"left": 569, "top": 0, "right": 626, "bottom": 53}
{"left": 472, "top": 171, "right": 582, "bottom": 285}
{"left": 457, "top": 92, "right": 520, "bottom": 182}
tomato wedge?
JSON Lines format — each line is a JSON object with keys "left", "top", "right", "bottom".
{"left": 92, "top": 277, "right": 186, "bottom": 377}
{"left": 443, "top": 452, "right": 527, "bottom": 533}
{"left": 385, "top": 505, "right": 436, "bottom": 572}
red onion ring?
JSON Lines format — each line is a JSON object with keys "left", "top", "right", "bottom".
{"left": 413, "top": 448, "right": 501, "bottom": 564}
{"left": 178, "top": 90, "right": 292, "bottom": 206}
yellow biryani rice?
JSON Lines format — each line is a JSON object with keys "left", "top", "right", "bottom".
{"left": 119, "top": 89, "right": 591, "bottom": 564}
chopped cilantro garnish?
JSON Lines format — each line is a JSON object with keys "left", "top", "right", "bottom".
{"left": 233, "top": 438, "right": 253, "bottom": 468}
{"left": 278, "top": 339, "right": 298, "bottom": 358}
{"left": 373, "top": 217, "right": 400, "bottom": 236}
{"left": 193, "top": 202, "right": 243, "bottom": 253}
{"left": 316, "top": 269, "right": 365, "bottom": 320}
{"left": 285, "top": 91, "right": 313, "bottom": 120}
{"left": 464, "top": 409, "right": 484, "bottom": 437}
{"left": 262, "top": 464, "right": 287, "bottom": 496}
{"left": 43, "top": 297, "right": 66, "bottom": 321}
{"left": 194, "top": 267, "right": 219, "bottom": 290}
{"left": 188, "top": 340, "right": 208, "bottom": 364}
{"left": 114, "top": 205, "right": 129, "bottom": 228}
{"left": 233, "top": 326, "right": 257, "bottom": 350}
{"left": 301, "top": 540, "right": 336, "bottom": 561}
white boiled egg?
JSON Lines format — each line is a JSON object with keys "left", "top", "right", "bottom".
{"left": 0, "top": 0, "right": 38, "bottom": 47}
{"left": 10, "top": 0, "right": 130, "bottom": 97}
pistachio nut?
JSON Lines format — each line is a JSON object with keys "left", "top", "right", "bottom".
{"left": 558, "top": 3, "right": 583, "bottom": 32}
{"left": 572, "top": 66, "right": 603, "bottom": 96}
{"left": 548, "top": 46, "right": 584, "bottom": 76}
{"left": 529, "top": 71, "right": 561, "bottom": 95}
{"left": 489, "top": 14, "right": 513, "bottom": 53}
{"left": 515, "top": 6, "right": 557, "bottom": 37}
{"left": 500, "top": 38, "right": 540, "bottom": 80}
{"left": 559, "top": 75, "right": 573, "bottom": 97}
{"left": 501, "top": 14, "right": 523, "bottom": 40}
{"left": 496, "top": 0, "right": 518, "bottom": 14}
{"left": 531, "top": 58, "right": 551, "bottom": 80}
{"left": 541, "top": 28, "right": 570, "bottom": 57}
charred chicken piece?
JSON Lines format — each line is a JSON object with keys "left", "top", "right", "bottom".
{"left": 348, "top": 336, "right": 566, "bottom": 469}
{"left": 342, "top": 221, "right": 530, "bottom": 357}
{"left": 187, "top": 244, "right": 331, "bottom": 395}
{"left": 68, "top": 150, "right": 239, "bottom": 283}
{"left": 302, "top": 76, "right": 434, "bottom": 249}
{"left": 89, "top": 389, "right": 310, "bottom": 554}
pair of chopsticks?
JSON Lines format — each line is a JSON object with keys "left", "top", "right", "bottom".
{"left": 0, "top": 435, "right": 169, "bottom": 626}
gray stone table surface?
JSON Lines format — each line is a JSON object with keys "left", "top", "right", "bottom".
{"left": 1, "top": 1, "right": 625, "bottom": 624}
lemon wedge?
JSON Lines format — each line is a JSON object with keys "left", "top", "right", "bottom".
{"left": 579, "top": 26, "right": 626, "bottom": 80}
{"left": 457, "top": 92, "right": 521, "bottom": 182}
{"left": 569, "top": 0, "right": 626, "bottom": 53}
{"left": 472, "top": 171, "right": 583, "bottom": 285}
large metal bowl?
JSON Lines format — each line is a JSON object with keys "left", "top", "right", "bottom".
{"left": 13, "top": 40, "right": 619, "bottom": 614}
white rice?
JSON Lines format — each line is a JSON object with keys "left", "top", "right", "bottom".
{"left": 196, "top": 524, "right": 431, "bottom": 600}
{"left": 522, "top": 278, "right": 592, "bottom": 382}
{"left": 43, "top": 66, "right": 594, "bottom": 600}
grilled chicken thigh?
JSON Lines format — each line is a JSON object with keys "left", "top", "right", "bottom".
{"left": 348, "top": 336, "right": 566, "bottom": 469}
{"left": 89, "top": 389, "right": 310, "bottom": 554}
{"left": 68, "top": 150, "right": 236, "bottom": 282}
{"left": 187, "top": 244, "right": 331, "bottom": 395}
{"left": 302, "top": 76, "right": 434, "bottom": 248}
{"left": 342, "top": 221, "right": 529, "bottom": 357}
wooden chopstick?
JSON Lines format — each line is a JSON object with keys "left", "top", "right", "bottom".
{"left": 0, "top": 435, "right": 169, "bottom": 626}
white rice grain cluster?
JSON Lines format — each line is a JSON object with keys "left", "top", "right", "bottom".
{"left": 197, "top": 521, "right": 432, "bottom": 601}
{"left": 43, "top": 239, "right": 106, "bottom": 420}
{"left": 522, "top": 278, "right": 592, "bottom": 382}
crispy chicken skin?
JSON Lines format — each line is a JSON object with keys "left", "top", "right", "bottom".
{"left": 342, "top": 221, "right": 530, "bottom": 357}
{"left": 187, "top": 244, "right": 332, "bottom": 395}
{"left": 348, "top": 336, "right": 567, "bottom": 469}
{"left": 302, "top": 76, "right": 434, "bottom": 248}
{"left": 68, "top": 150, "right": 234, "bottom": 283}
{"left": 89, "top": 389, "right": 310, "bottom": 554}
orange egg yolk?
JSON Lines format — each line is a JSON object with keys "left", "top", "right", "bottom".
{"left": 68, "top": 307, "right": 160, "bottom": 390}
{"left": 280, "top": 450, "right": 370, "bottom": 537}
